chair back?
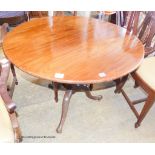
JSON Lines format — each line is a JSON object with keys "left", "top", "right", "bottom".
{"left": 116, "top": 11, "right": 140, "bottom": 35}
{"left": 0, "top": 11, "right": 28, "bottom": 26}
{"left": 126, "top": 12, "right": 140, "bottom": 35}
{"left": 118, "top": 11, "right": 155, "bottom": 57}
{"left": 138, "top": 11, "right": 155, "bottom": 56}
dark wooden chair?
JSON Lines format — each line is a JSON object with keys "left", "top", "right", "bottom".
{"left": 0, "top": 58, "right": 21, "bottom": 142}
{"left": 116, "top": 12, "right": 155, "bottom": 128}
{"left": 0, "top": 21, "right": 18, "bottom": 88}
{"left": 105, "top": 12, "right": 141, "bottom": 93}
{"left": 0, "top": 12, "right": 28, "bottom": 47}
{"left": 116, "top": 11, "right": 133, "bottom": 27}
{"left": 115, "top": 11, "right": 155, "bottom": 92}
{"left": 0, "top": 11, "right": 28, "bottom": 26}
{"left": 138, "top": 11, "right": 155, "bottom": 57}
{"left": 116, "top": 11, "right": 141, "bottom": 35}
{"left": 116, "top": 11, "right": 155, "bottom": 56}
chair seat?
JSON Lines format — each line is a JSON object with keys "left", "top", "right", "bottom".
{"left": 135, "top": 57, "right": 155, "bottom": 91}
{"left": 0, "top": 96, "right": 14, "bottom": 143}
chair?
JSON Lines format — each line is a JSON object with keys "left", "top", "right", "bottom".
{"left": 138, "top": 11, "right": 155, "bottom": 57}
{"left": 121, "top": 11, "right": 155, "bottom": 56}
{"left": 0, "top": 12, "right": 28, "bottom": 47}
{"left": 115, "top": 11, "right": 155, "bottom": 91}
{"left": 116, "top": 11, "right": 155, "bottom": 56}
{"left": 0, "top": 11, "right": 28, "bottom": 26}
{"left": 116, "top": 11, "right": 141, "bottom": 35}
{"left": 121, "top": 56, "right": 155, "bottom": 128}
{"left": 116, "top": 12, "right": 155, "bottom": 128}
{"left": 0, "top": 58, "right": 21, "bottom": 142}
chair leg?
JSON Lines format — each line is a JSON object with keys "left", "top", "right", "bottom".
{"left": 11, "top": 64, "right": 18, "bottom": 85}
{"left": 90, "top": 84, "right": 93, "bottom": 91}
{"left": 121, "top": 89, "right": 140, "bottom": 119}
{"left": 53, "top": 82, "right": 58, "bottom": 103}
{"left": 134, "top": 81, "right": 139, "bottom": 88}
{"left": 10, "top": 112, "right": 22, "bottom": 142}
{"left": 14, "top": 127, "right": 22, "bottom": 142}
{"left": 135, "top": 94, "right": 155, "bottom": 128}
{"left": 114, "top": 75, "right": 128, "bottom": 93}
{"left": 9, "top": 76, "right": 17, "bottom": 98}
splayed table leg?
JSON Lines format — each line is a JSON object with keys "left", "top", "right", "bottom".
{"left": 85, "top": 91, "right": 102, "bottom": 100}
{"left": 56, "top": 89, "right": 73, "bottom": 133}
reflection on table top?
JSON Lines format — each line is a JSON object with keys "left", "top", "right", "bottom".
{"left": 3, "top": 16, "right": 144, "bottom": 84}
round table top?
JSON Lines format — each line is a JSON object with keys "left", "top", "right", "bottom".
{"left": 3, "top": 16, "right": 144, "bottom": 84}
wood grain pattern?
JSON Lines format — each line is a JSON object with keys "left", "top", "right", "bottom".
{"left": 3, "top": 16, "right": 144, "bottom": 84}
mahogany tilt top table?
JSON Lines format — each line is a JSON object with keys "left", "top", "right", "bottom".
{"left": 3, "top": 16, "right": 144, "bottom": 133}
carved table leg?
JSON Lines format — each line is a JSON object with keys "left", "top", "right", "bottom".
{"left": 85, "top": 91, "right": 102, "bottom": 101}
{"left": 56, "top": 84, "right": 102, "bottom": 133}
{"left": 56, "top": 89, "right": 73, "bottom": 133}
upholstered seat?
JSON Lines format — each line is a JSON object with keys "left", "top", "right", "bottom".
{"left": 0, "top": 96, "right": 14, "bottom": 143}
{"left": 136, "top": 57, "right": 155, "bottom": 91}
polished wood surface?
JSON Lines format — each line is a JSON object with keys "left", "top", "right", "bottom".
{"left": 3, "top": 16, "right": 144, "bottom": 84}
